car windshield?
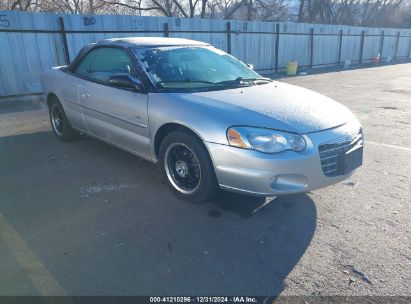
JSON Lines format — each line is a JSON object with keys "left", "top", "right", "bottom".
{"left": 132, "top": 45, "right": 269, "bottom": 91}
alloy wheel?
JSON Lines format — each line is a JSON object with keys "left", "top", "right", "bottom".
{"left": 164, "top": 143, "right": 202, "bottom": 194}
{"left": 51, "top": 104, "right": 64, "bottom": 136}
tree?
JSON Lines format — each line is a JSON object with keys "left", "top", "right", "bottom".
{"left": 2, "top": 0, "right": 40, "bottom": 11}
{"left": 1, "top": 0, "right": 410, "bottom": 28}
{"left": 296, "top": 0, "right": 411, "bottom": 27}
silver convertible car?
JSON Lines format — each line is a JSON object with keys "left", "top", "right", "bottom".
{"left": 42, "top": 37, "right": 364, "bottom": 202}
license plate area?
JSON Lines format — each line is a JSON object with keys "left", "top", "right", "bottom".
{"left": 339, "top": 146, "right": 363, "bottom": 174}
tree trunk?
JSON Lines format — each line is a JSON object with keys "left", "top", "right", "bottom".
{"left": 201, "top": 0, "right": 207, "bottom": 18}
{"left": 189, "top": 0, "right": 195, "bottom": 17}
{"left": 89, "top": 0, "right": 94, "bottom": 14}
{"left": 298, "top": 0, "right": 305, "bottom": 22}
{"left": 247, "top": 0, "right": 253, "bottom": 20}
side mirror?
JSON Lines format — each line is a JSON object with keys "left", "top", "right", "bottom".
{"left": 109, "top": 74, "right": 142, "bottom": 92}
{"left": 246, "top": 63, "right": 254, "bottom": 70}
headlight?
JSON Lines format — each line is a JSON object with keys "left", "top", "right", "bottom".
{"left": 227, "top": 126, "right": 306, "bottom": 153}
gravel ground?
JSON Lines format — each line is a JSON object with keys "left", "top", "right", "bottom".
{"left": 0, "top": 63, "right": 410, "bottom": 299}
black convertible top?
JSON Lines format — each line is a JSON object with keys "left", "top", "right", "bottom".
{"left": 65, "top": 37, "right": 209, "bottom": 72}
{"left": 96, "top": 37, "right": 209, "bottom": 48}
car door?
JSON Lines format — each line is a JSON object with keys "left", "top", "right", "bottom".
{"left": 65, "top": 48, "right": 100, "bottom": 131}
{"left": 59, "top": 79, "right": 86, "bottom": 131}
{"left": 75, "top": 47, "right": 150, "bottom": 158}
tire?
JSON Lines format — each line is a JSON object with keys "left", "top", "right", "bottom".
{"left": 159, "top": 130, "right": 219, "bottom": 202}
{"left": 48, "top": 98, "right": 78, "bottom": 141}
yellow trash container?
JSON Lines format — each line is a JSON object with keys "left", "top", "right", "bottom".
{"left": 286, "top": 61, "right": 298, "bottom": 76}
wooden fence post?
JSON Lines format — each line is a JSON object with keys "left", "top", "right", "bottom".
{"left": 275, "top": 23, "right": 280, "bottom": 74}
{"left": 394, "top": 31, "right": 400, "bottom": 60}
{"left": 359, "top": 30, "right": 365, "bottom": 64}
{"left": 379, "top": 30, "right": 385, "bottom": 61}
{"left": 309, "top": 28, "right": 314, "bottom": 68}
{"left": 58, "top": 17, "right": 70, "bottom": 64}
{"left": 408, "top": 37, "right": 411, "bottom": 59}
{"left": 226, "top": 22, "right": 232, "bottom": 54}
{"left": 163, "top": 22, "right": 169, "bottom": 37}
{"left": 338, "top": 30, "right": 343, "bottom": 65}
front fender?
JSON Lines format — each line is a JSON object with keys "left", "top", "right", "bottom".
{"left": 148, "top": 93, "right": 232, "bottom": 159}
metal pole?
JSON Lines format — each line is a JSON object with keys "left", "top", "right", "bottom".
{"left": 338, "top": 29, "right": 343, "bottom": 66}
{"left": 379, "top": 30, "right": 384, "bottom": 62}
{"left": 163, "top": 23, "right": 169, "bottom": 37}
{"left": 394, "top": 31, "right": 400, "bottom": 60}
{"left": 309, "top": 28, "right": 314, "bottom": 69}
{"left": 359, "top": 30, "right": 365, "bottom": 64}
{"left": 275, "top": 23, "right": 280, "bottom": 74}
{"left": 226, "top": 22, "right": 232, "bottom": 54}
{"left": 58, "top": 17, "right": 70, "bottom": 65}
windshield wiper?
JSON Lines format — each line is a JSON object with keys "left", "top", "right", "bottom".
{"left": 157, "top": 79, "right": 216, "bottom": 86}
{"left": 157, "top": 77, "right": 272, "bottom": 90}
{"left": 215, "top": 77, "right": 272, "bottom": 86}
{"left": 248, "top": 77, "right": 272, "bottom": 84}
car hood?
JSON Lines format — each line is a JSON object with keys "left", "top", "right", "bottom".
{"left": 184, "top": 81, "right": 356, "bottom": 133}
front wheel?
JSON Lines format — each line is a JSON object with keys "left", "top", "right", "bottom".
{"left": 159, "top": 131, "right": 219, "bottom": 202}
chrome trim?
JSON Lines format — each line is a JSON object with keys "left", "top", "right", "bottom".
{"left": 318, "top": 128, "right": 363, "bottom": 177}
{"left": 322, "top": 162, "right": 338, "bottom": 167}
{"left": 319, "top": 141, "right": 358, "bottom": 155}
{"left": 80, "top": 103, "right": 148, "bottom": 129}
{"left": 219, "top": 184, "right": 271, "bottom": 197}
{"left": 321, "top": 154, "right": 338, "bottom": 161}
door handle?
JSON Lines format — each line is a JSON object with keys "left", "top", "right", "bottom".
{"left": 80, "top": 92, "right": 90, "bottom": 98}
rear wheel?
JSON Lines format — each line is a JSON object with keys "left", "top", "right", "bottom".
{"left": 159, "top": 131, "right": 219, "bottom": 202}
{"left": 48, "top": 98, "right": 78, "bottom": 141}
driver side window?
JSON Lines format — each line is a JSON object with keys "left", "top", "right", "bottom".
{"left": 73, "top": 47, "right": 138, "bottom": 85}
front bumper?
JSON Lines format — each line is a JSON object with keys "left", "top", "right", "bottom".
{"left": 205, "top": 122, "right": 363, "bottom": 196}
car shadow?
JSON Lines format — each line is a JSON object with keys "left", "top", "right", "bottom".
{"left": 0, "top": 131, "right": 317, "bottom": 297}
{"left": 209, "top": 191, "right": 273, "bottom": 218}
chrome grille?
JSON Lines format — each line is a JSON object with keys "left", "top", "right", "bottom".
{"left": 319, "top": 128, "right": 364, "bottom": 177}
